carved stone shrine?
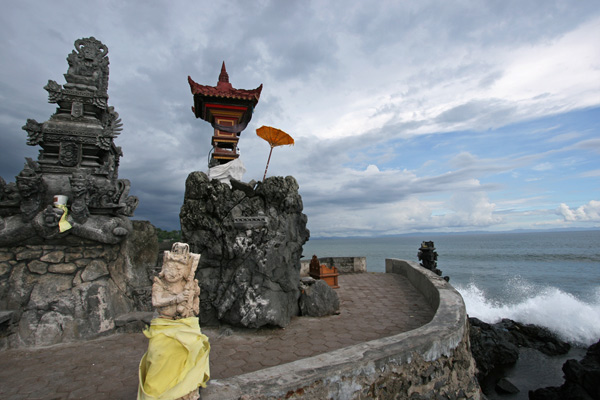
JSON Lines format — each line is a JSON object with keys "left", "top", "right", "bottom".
{"left": 0, "top": 36, "right": 138, "bottom": 246}
{"left": 0, "top": 38, "right": 153, "bottom": 349}
{"left": 188, "top": 63, "right": 262, "bottom": 167}
{"left": 418, "top": 241, "right": 444, "bottom": 277}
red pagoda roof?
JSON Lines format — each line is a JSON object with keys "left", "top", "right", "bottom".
{"left": 188, "top": 62, "right": 262, "bottom": 102}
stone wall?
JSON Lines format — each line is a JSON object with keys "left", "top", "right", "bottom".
{"left": 0, "top": 220, "right": 157, "bottom": 349}
{"left": 300, "top": 256, "right": 367, "bottom": 276}
{"left": 200, "top": 259, "right": 482, "bottom": 399}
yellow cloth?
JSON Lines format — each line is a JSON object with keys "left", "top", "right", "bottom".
{"left": 138, "top": 317, "right": 210, "bottom": 400}
{"left": 56, "top": 204, "right": 72, "bottom": 232}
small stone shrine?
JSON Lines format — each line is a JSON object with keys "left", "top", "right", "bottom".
{"left": 418, "top": 241, "right": 444, "bottom": 277}
{"left": 0, "top": 37, "right": 154, "bottom": 349}
{"left": 0, "top": 36, "right": 138, "bottom": 245}
{"left": 138, "top": 242, "right": 210, "bottom": 400}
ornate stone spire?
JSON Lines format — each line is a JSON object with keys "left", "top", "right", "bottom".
{"left": 0, "top": 37, "right": 139, "bottom": 246}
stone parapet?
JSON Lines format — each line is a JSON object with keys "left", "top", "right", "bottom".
{"left": 300, "top": 256, "right": 366, "bottom": 276}
{"left": 200, "top": 258, "right": 481, "bottom": 399}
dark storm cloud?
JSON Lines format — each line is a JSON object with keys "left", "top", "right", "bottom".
{"left": 1, "top": 1, "right": 598, "bottom": 235}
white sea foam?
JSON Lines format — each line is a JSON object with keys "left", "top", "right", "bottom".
{"left": 457, "top": 282, "right": 600, "bottom": 346}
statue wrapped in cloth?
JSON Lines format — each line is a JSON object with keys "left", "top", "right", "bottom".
{"left": 138, "top": 243, "right": 210, "bottom": 400}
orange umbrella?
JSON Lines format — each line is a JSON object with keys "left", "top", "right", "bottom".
{"left": 256, "top": 126, "right": 294, "bottom": 181}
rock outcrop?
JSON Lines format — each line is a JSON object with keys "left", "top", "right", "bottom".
{"left": 298, "top": 277, "right": 340, "bottom": 317}
{"left": 180, "top": 172, "right": 309, "bottom": 328}
{"left": 530, "top": 339, "right": 600, "bottom": 400}
{"left": 469, "top": 317, "right": 572, "bottom": 395}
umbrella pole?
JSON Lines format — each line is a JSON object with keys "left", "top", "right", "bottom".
{"left": 263, "top": 146, "right": 274, "bottom": 182}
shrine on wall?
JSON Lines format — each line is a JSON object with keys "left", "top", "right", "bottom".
{"left": 188, "top": 63, "right": 262, "bottom": 167}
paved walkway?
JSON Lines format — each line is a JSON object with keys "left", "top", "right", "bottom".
{"left": 0, "top": 273, "right": 435, "bottom": 400}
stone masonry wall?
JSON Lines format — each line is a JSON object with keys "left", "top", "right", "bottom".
{"left": 0, "top": 220, "right": 157, "bottom": 349}
{"left": 248, "top": 323, "right": 479, "bottom": 400}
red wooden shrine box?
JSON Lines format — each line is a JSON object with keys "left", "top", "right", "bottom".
{"left": 309, "top": 255, "right": 340, "bottom": 289}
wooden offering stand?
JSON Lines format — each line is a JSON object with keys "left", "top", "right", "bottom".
{"left": 309, "top": 255, "right": 340, "bottom": 289}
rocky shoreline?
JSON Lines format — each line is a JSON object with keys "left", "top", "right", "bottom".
{"left": 468, "top": 317, "right": 600, "bottom": 399}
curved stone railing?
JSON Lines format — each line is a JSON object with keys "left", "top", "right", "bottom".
{"left": 201, "top": 259, "right": 481, "bottom": 399}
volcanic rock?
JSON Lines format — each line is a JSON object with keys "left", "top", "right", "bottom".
{"left": 530, "top": 339, "right": 600, "bottom": 400}
{"left": 180, "top": 172, "right": 309, "bottom": 328}
{"left": 299, "top": 278, "right": 339, "bottom": 317}
{"left": 469, "top": 317, "right": 520, "bottom": 381}
{"left": 469, "top": 317, "right": 571, "bottom": 386}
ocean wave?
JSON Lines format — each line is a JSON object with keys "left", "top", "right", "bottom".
{"left": 456, "top": 282, "right": 600, "bottom": 347}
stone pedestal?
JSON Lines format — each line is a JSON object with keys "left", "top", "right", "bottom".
{"left": 180, "top": 172, "right": 309, "bottom": 328}
{"left": 0, "top": 221, "right": 157, "bottom": 349}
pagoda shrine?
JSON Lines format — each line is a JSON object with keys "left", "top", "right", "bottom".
{"left": 188, "top": 62, "right": 262, "bottom": 166}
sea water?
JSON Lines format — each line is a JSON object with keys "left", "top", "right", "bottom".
{"left": 302, "top": 230, "right": 600, "bottom": 347}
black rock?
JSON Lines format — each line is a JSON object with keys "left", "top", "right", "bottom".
{"left": 530, "top": 339, "right": 600, "bottom": 400}
{"left": 469, "top": 317, "right": 520, "bottom": 381}
{"left": 495, "top": 378, "right": 519, "bottom": 394}
{"left": 497, "top": 318, "right": 571, "bottom": 356}
{"left": 529, "top": 386, "right": 562, "bottom": 400}
{"left": 299, "top": 279, "right": 340, "bottom": 317}
{"left": 469, "top": 316, "right": 571, "bottom": 391}
{"left": 180, "top": 173, "right": 310, "bottom": 329}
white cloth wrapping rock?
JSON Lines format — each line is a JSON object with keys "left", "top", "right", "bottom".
{"left": 208, "top": 158, "right": 246, "bottom": 187}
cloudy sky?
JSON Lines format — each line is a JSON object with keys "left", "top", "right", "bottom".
{"left": 1, "top": 1, "right": 599, "bottom": 237}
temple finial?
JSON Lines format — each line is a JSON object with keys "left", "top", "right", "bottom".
{"left": 218, "top": 61, "right": 229, "bottom": 84}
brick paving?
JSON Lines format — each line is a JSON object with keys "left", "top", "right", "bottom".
{"left": 0, "top": 273, "right": 434, "bottom": 400}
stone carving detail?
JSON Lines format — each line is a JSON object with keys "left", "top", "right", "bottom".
{"left": 59, "top": 142, "right": 79, "bottom": 167}
{"left": 22, "top": 119, "right": 44, "bottom": 145}
{"left": 0, "top": 37, "right": 138, "bottom": 246}
{"left": 69, "top": 171, "right": 91, "bottom": 223}
{"left": 65, "top": 36, "right": 109, "bottom": 95}
{"left": 44, "top": 80, "right": 62, "bottom": 103}
{"left": 16, "top": 159, "right": 46, "bottom": 222}
{"left": 180, "top": 172, "right": 310, "bottom": 328}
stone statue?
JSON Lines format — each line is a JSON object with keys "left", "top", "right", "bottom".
{"left": 138, "top": 243, "right": 210, "bottom": 400}
{"left": 152, "top": 242, "right": 201, "bottom": 319}
{"left": 16, "top": 159, "right": 45, "bottom": 222}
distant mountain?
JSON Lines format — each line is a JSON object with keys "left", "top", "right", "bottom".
{"left": 310, "top": 227, "right": 599, "bottom": 240}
